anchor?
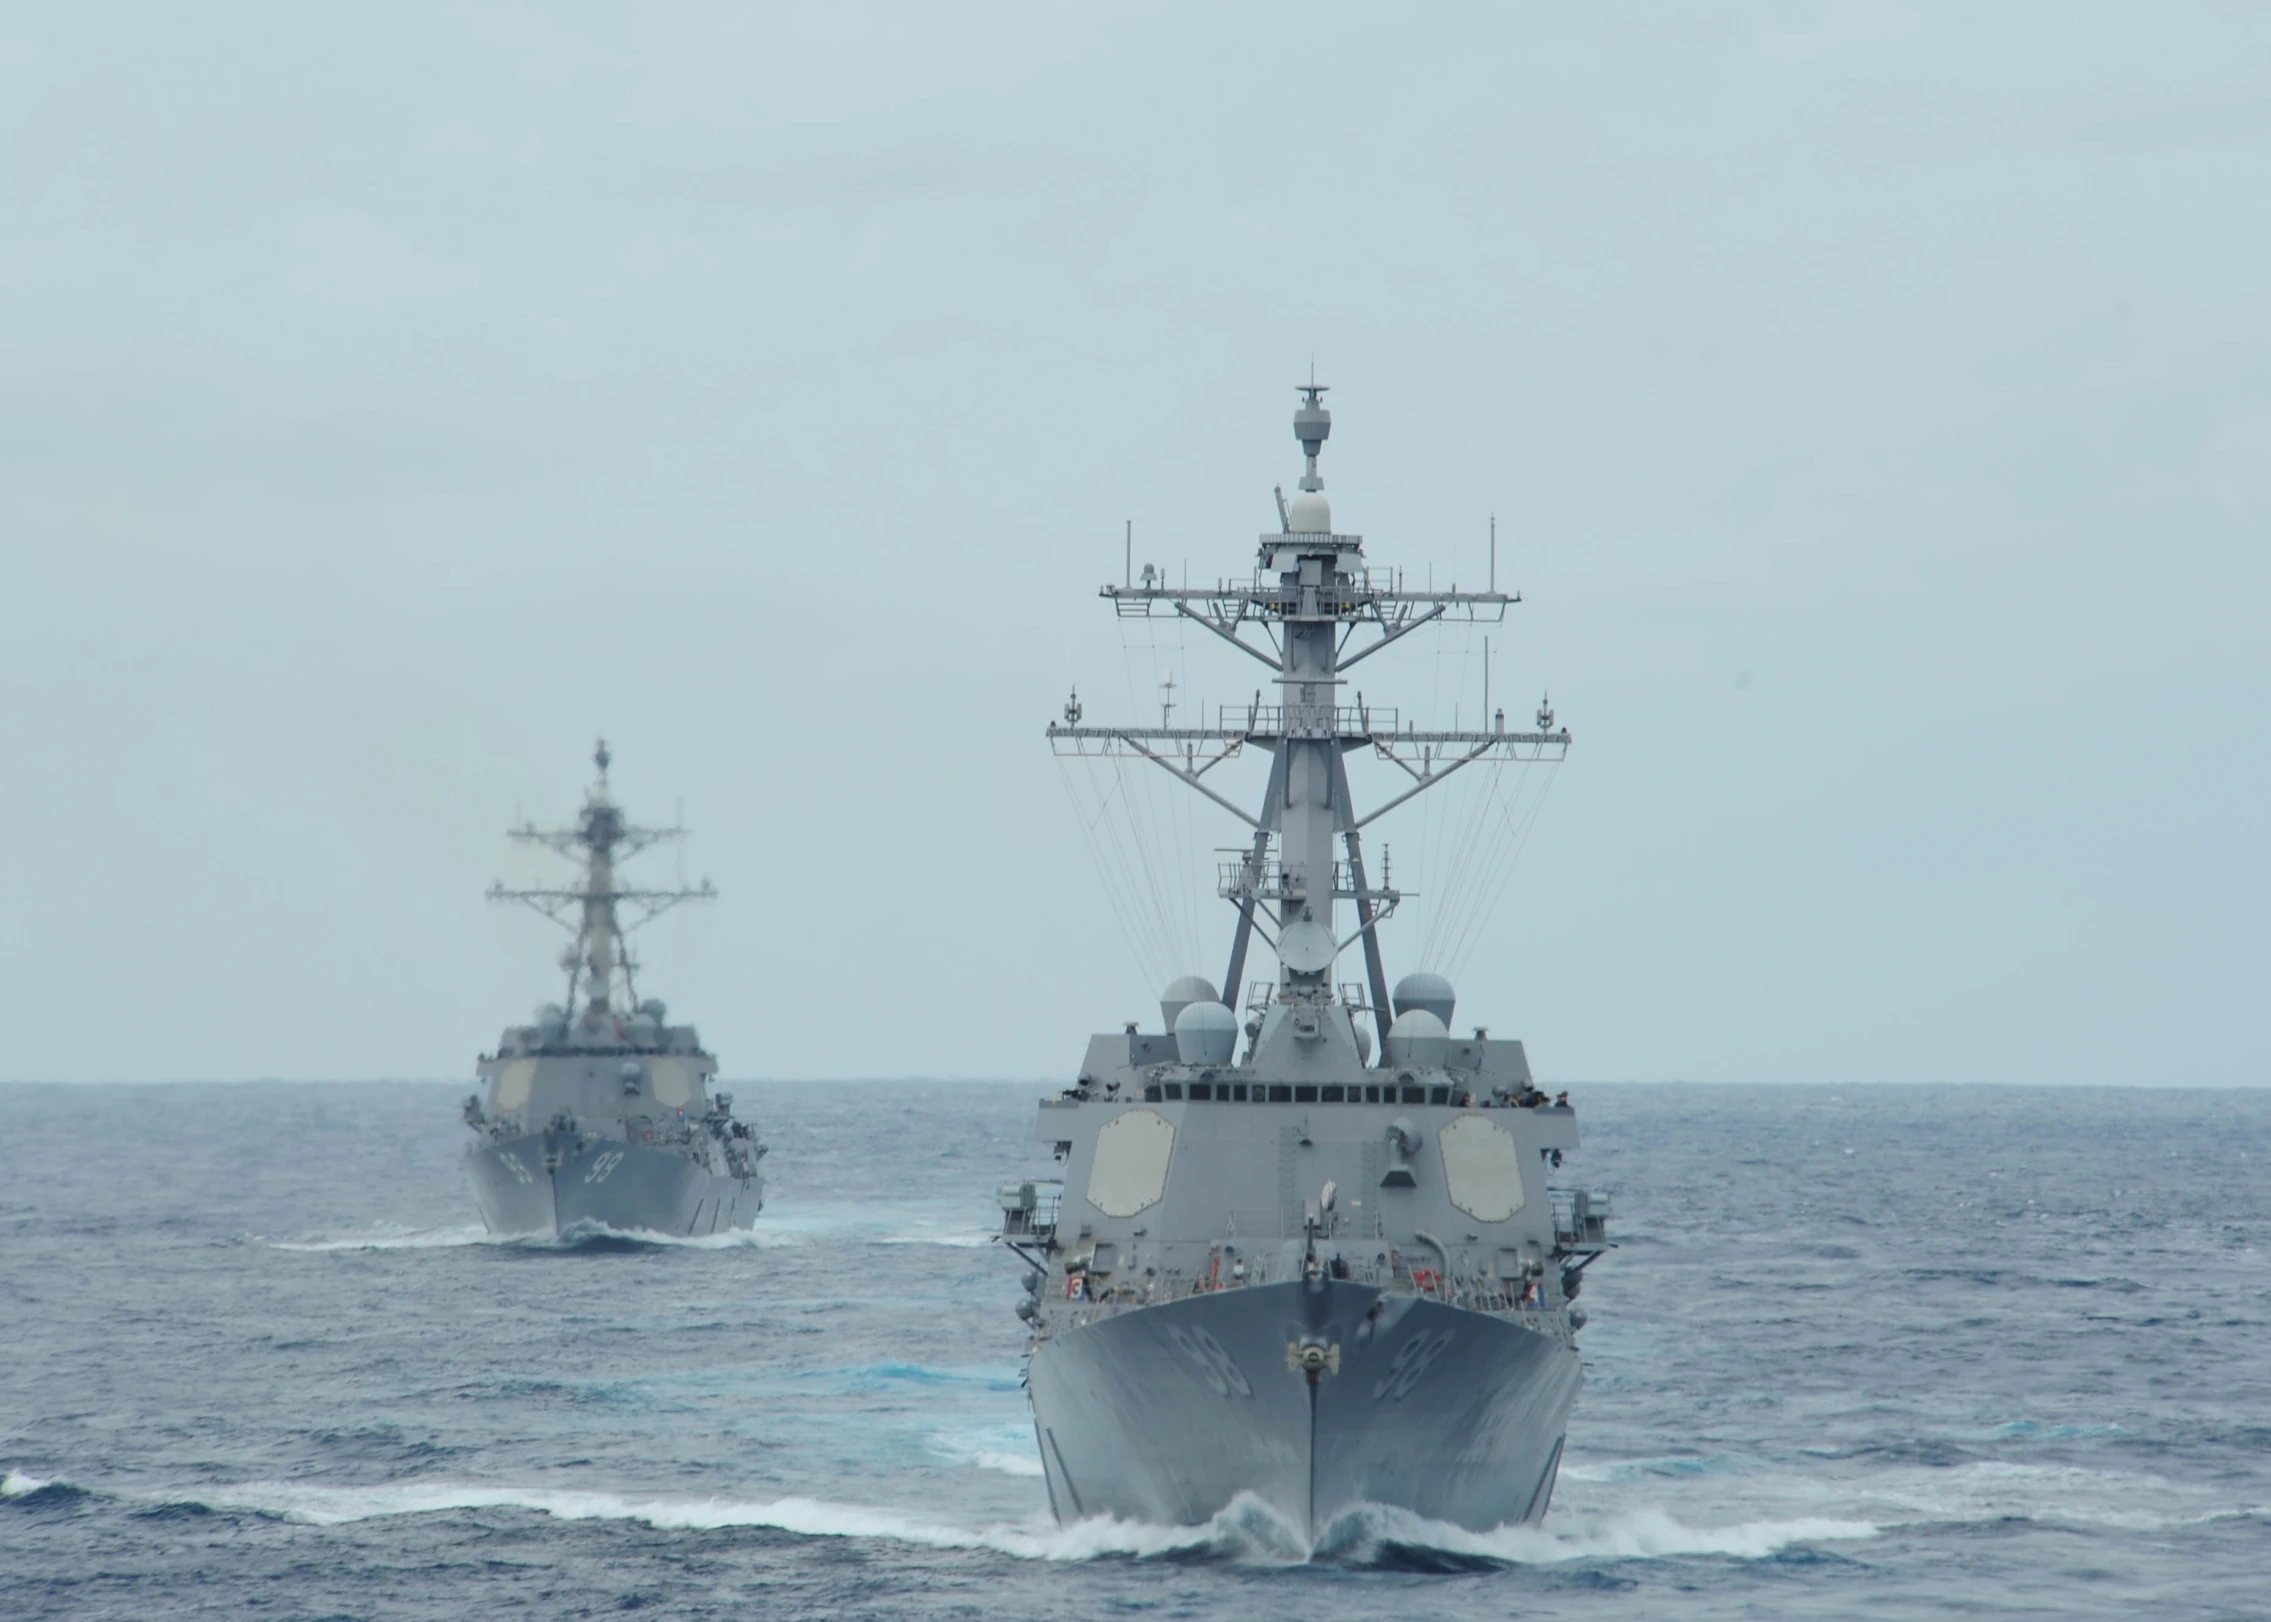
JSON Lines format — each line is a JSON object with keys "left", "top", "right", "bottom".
{"left": 1286, "top": 1338, "right": 1342, "bottom": 1384}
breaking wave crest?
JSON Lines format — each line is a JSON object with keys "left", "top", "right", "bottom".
{"left": 263, "top": 1203, "right": 990, "bottom": 1254}
{"left": 9, "top": 1466, "right": 1879, "bottom": 1567}
{"left": 148, "top": 1478, "right": 1244, "bottom": 1560}
{"left": 265, "top": 1225, "right": 498, "bottom": 1252}
{"left": 263, "top": 1222, "right": 775, "bottom": 1253}
{"left": 1314, "top": 1502, "right": 1879, "bottom": 1566}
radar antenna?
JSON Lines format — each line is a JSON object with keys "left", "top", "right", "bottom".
{"left": 487, "top": 741, "right": 717, "bottom": 1018}
{"left": 1050, "top": 385, "right": 1571, "bottom": 1051}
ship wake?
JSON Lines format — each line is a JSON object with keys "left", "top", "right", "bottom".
{"left": 259, "top": 1204, "right": 989, "bottom": 1254}
{"left": 6, "top": 1466, "right": 1884, "bottom": 1567}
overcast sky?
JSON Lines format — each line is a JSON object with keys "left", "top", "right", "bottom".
{"left": 2, "top": 3, "right": 2265, "bottom": 1085}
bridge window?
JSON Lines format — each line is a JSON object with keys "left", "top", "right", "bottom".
{"left": 1268, "top": 1085, "right": 1292, "bottom": 1103}
{"left": 1321, "top": 1085, "right": 1345, "bottom": 1102}
{"left": 1294, "top": 1085, "right": 1317, "bottom": 1103}
{"left": 1162, "top": 1083, "right": 1183, "bottom": 1100}
{"left": 1188, "top": 1083, "right": 1211, "bottom": 1101}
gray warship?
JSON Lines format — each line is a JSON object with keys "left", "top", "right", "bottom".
{"left": 460, "top": 741, "right": 764, "bottom": 1237}
{"left": 998, "top": 386, "right": 1610, "bottom": 1542}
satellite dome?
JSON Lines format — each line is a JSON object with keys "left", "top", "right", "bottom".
{"left": 1160, "top": 975, "right": 1221, "bottom": 1034}
{"left": 1174, "top": 1000, "right": 1238, "bottom": 1066}
{"left": 639, "top": 998, "right": 667, "bottom": 1023}
{"left": 1382, "top": 1007, "right": 1450, "bottom": 1069}
{"left": 1353, "top": 1018, "right": 1374, "bottom": 1066}
{"left": 1392, "top": 971, "right": 1455, "bottom": 1029}
{"left": 1286, "top": 490, "right": 1333, "bottom": 535}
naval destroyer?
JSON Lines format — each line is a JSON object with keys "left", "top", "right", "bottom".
{"left": 461, "top": 741, "right": 764, "bottom": 1237}
{"left": 998, "top": 387, "right": 1610, "bottom": 1541}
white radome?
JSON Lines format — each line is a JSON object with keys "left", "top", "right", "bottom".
{"left": 1286, "top": 490, "right": 1333, "bottom": 534}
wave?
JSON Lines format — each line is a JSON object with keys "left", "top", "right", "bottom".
{"left": 15, "top": 1466, "right": 1875, "bottom": 1567}
{"left": 925, "top": 1420, "right": 1049, "bottom": 1479}
{"left": 266, "top": 1225, "right": 496, "bottom": 1252}
{"left": 1, "top": 1469, "right": 90, "bottom": 1511}
{"left": 156, "top": 1478, "right": 1227, "bottom": 1559}
{"left": 29, "top": 1458, "right": 2244, "bottom": 1566}
{"left": 1316, "top": 1502, "right": 1878, "bottom": 1565}
{"left": 873, "top": 1228, "right": 996, "bottom": 1249}
{"left": 262, "top": 1203, "right": 994, "bottom": 1254}
{"left": 262, "top": 1221, "right": 772, "bottom": 1253}
{"left": 1557, "top": 1455, "right": 2261, "bottom": 1541}
{"left": 1822, "top": 1459, "right": 2259, "bottom": 1535}
{"left": 973, "top": 1451, "right": 1048, "bottom": 1478}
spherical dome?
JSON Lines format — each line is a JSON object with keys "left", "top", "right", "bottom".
{"left": 1392, "top": 971, "right": 1455, "bottom": 1029}
{"left": 1353, "top": 1019, "right": 1375, "bottom": 1066}
{"left": 1159, "top": 974, "right": 1221, "bottom": 1034}
{"left": 1286, "top": 490, "right": 1333, "bottom": 534}
{"left": 1173, "top": 1000, "right": 1239, "bottom": 1066}
{"left": 1382, "top": 1007, "right": 1450, "bottom": 1069}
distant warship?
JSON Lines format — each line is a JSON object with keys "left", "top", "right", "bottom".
{"left": 998, "top": 386, "right": 1610, "bottom": 1541}
{"left": 461, "top": 741, "right": 763, "bottom": 1237}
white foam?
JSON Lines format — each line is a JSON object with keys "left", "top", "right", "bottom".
{"left": 972, "top": 1451, "right": 1048, "bottom": 1479}
{"left": 267, "top": 1225, "right": 496, "bottom": 1252}
{"left": 1551, "top": 1454, "right": 2256, "bottom": 1542}
{"left": 1322, "top": 1502, "right": 1879, "bottom": 1563}
{"left": 184, "top": 1479, "right": 1228, "bottom": 1560}
{"left": 924, "top": 1422, "right": 1049, "bottom": 1479}
{"left": 267, "top": 1222, "right": 779, "bottom": 1253}
{"left": 264, "top": 1202, "right": 997, "bottom": 1254}
{"left": 556, "top": 1220, "right": 771, "bottom": 1250}
{"left": 168, "top": 1477, "right": 1878, "bottom": 1566}
{"left": 2, "top": 1469, "right": 53, "bottom": 1497}
{"left": 1835, "top": 1460, "right": 2245, "bottom": 1534}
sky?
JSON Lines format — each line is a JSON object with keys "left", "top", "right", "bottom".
{"left": 1, "top": 3, "right": 2265, "bottom": 1085}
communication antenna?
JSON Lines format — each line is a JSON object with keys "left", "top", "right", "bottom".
{"left": 487, "top": 741, "right": 716, "bottom": 1016}
{"left": 1051, "top": 381, "right": 1571, "bottom": 1051}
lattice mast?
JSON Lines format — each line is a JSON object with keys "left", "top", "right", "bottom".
{"left": 1048, "top": 385, "right": 1571, "bottom": 1049}
{"left": 487, "top": 739, "right": 716, "bottom": 1017}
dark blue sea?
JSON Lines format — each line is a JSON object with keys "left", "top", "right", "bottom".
{"left": 2, "top": 1082, "right": 2265, "bottom": 1619}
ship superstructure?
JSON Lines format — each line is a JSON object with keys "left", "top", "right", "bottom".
{"left": 461, "top": 741, "right": 764, "bottom": 1237}
{"left": 1000, "top": 387, "right": 1609, "bottom": 1541}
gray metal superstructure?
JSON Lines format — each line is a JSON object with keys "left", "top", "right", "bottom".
{"left": 461, "top": 742, "right": 764, "bottom": 1237}
{"left": 1002, "top": 387, "right": 1609, "bottom": 1543}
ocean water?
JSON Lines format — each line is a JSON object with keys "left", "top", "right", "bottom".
{"left": 2, "top": 1080, "right": 2265, "bottom": 1620}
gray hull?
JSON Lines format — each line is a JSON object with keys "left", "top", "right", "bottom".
{"left": 463, "top": 1134, "right": 758, "bottom": 1238}
{"left": 1027, "top": 1280, "right": 1577, "bottom": 1539}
